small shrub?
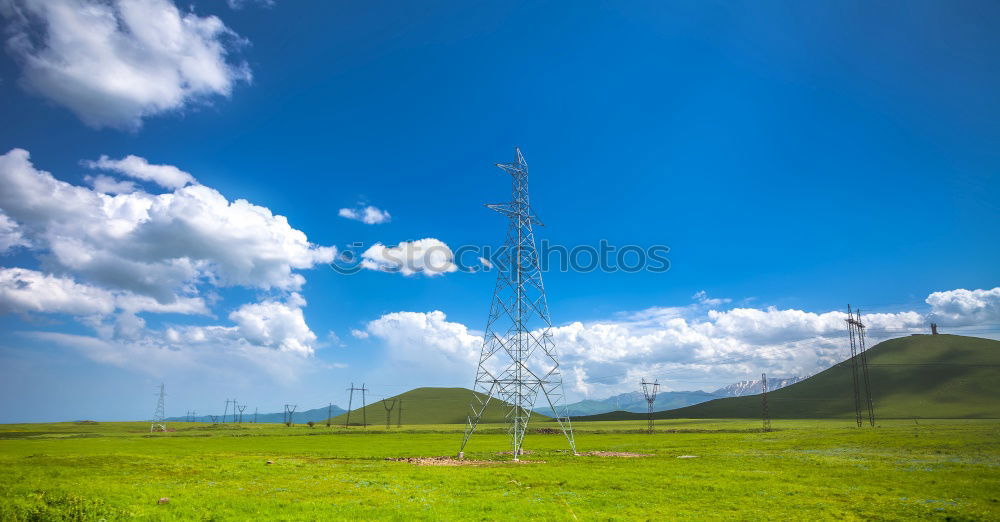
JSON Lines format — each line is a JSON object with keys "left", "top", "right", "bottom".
{"left": 307, "top": 421, "right": 315, "bottom": 428}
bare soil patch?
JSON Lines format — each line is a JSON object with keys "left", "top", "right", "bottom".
{"left": 580, "top": 451, "right": 652, "bottom": 458}
{"left": 386, "top": 456, "right": 545, "bottom": 466}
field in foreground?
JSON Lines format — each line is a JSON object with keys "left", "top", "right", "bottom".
{"left": 1, "top": 419, "right": 998, "bottom": 520}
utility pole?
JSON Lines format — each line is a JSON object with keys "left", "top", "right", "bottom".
{"left": 209, "top": 415, "right": 219, "bottom": 425}
{"left": 345, "top": 383, "right": 368, "bottom": 427}
{"left": 931, "top": 322, "right": 938, "bottom": 335}
{"left": 253, "top": 407, "right": 257, "bottom": 424}
{"left": 327, "top": 402, "right": 332, "bottom": 427}
{"left": 381, "top": 398, "right": 397, "bottom": 429}
{"left": 191, "top": 410, "right": 196, "bottom": 423}
{"left": 459, "top": 148, "right": 576, "bottom": 461}
{"left": 237, "top": 403, "right": 246, "bottom": 424}
{"left": 150, "top": 383, "right": 166, "bottom": 433}
{"left": 641, "top": 379, "right": 659, "bottom": 434}
{"left": 284, "top": 404, "right": 297, "bottom": 426}
{"left": 223, "top": 399, "right": 231, "bottom": 424}
{"left": 397, "top": 398, "right": 402, "bottom": 428}
{"left": 761, "top": 373, "right": 771, "bottom": 433}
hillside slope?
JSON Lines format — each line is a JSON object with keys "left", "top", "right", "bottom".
{"left": 327, "top": 387, "right": 551, "bottom": 426}
{"left": 577, "top": 334, "right": 1000, "bottom": 420}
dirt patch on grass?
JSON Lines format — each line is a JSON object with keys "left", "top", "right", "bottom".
{"left": 496, "top": 450, "right": 535, "bottom": 456}
{"left": 580, "top": 451, "right": 652, "bottom": 458}
{"left": 386, "top": 456, "right": 545, "bottom": 466}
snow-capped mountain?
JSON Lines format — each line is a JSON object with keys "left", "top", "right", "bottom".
{"left": 711, "top": 376, "right": 803, "bottom": 397}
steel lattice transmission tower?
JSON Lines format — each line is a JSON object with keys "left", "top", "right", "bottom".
{"left": 845, "top": 305, "right": 875, "bottom": 427}
{"left": 459, "top": 148, "right": 576, "bottom": 460}
{"left": 641, "top": 379, "right": 660, "bottom": 434}
{"left": 150, "top": 383, "right": 166, "bottom": 433}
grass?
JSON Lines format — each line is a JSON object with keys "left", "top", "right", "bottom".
{"left": 1, "top": 418, "right": 998, "bottom": 520}
{"left": 580, "top": 334, "right": 1000, "bottom": 421}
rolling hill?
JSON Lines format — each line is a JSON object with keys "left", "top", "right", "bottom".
{"left": 575, "top": 334, "right": 1000, "bottom": 421}
{"left": 326, "top": 387, "right": 551, "bottom": 426}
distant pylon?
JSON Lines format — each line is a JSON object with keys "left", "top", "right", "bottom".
{"left": 931, "top": 322, "right": 938, "bottom": 335}
{"left": 345, "top": 383, "right": 368, "bottom": 427}
{"left": 284, "top": 404, "right": 297, "bottom": 426}
{"left": 761, "top": 373, "right": 772, "bottom": 433}
{"left": 326, "top": 402, "right": 333, "bottom": 427}
{"left": 382, "top": 398, "right": 397, "bottom": 429}
{"left": 237, "top": 403, "right": 246, "bottom": 424}
{"left": 641, "top": 379, "right": 660, "bottom": 434}
{"left": 397, "top": 398, "right": 402, "bottom": 428}
{"left": 150, "top": 383, "right": 166, "bottom": 433}
{"left": 459, "top": 148, "right": 576, "bottom": 461}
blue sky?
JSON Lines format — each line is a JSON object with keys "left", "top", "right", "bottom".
{"left": 0, "top": 0, "right": 997, "bottom": 422}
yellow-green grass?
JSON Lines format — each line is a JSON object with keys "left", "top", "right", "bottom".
{"left": 1, "top": 419, "right": 998, "bottom": 520}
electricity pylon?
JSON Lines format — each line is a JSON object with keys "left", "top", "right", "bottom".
{"left": 846, "top": 305, "right": 875, "bottom": 427}
{"left": 761, "top": 373, "right": 772, "bottom": 433}
{"left": 641, "top": 379, "right": 659, "bottom": 434}
{"left": 459, "top": 148, "right": 576, "bottom": 460}
{"left": 150, "top": 383, "right": 166, "bottom": 433}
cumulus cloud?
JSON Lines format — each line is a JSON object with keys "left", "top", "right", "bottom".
{"left": 926, "top": 287, "right": 1000, "bottom": 326}
{"left": 362, "top": 310, "right": 481, "bottom": 383}
{"left": 84, "top": 174, "right": 137, "bottom": 195}
{"left": 0, "top": 148, "right": 335, "bottom": 301}
{"left": 361, "top": 288, "right": 997, "bottom": 400}
{"left": 0, "top": 149, "right": 333, "bottom": 376}
{"left": 0, "top": 0, "right": 251, "bottom": 129}
{"left": 361, "top": 238, "right": 457, "bottom": 276}
{"left": 0, "top": 211, "right": 29, "bottom": 253}
{"left": 338, "top": 204, "right": 391, "bottom": 225}
{"left": 0, "top": 267, "right": 115, "bottom": 316}
{"left": 84, "top": 154, "right": 195, "bottom": 189}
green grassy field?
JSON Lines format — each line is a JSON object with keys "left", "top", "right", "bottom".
{"left": 1, "top": 418, "right": 998, "bottom": 520}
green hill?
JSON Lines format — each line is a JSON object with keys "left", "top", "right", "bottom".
{"left": 576, "top": 334, "right": 1000, "bottom": 421}
{"left": 326, "top": 387, "right": 551, "bottom": 426}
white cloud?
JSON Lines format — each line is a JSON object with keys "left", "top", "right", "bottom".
{"left": 84, "top": 174, "right": 137, "bottom": 195}
{"left": 338, "top": 204, "right": 391, "bottom": 225}
{"left": 84, "top": 154, "right": 195, "bottom": 189}
{"left": 0, "top": 149, "right": 333, "bottom": 376}
{"left": 361, "top": 238, "right": 457, "bottom": 276}
{"left": 0, "top": 211, "right": 29, "bottom": 253}
{"left": 0, "top": 148, "right": 335, "bottom": 301}
{"left": 360, "top": 288, "right": 995, "bottom": 400}
{"left": 350, "top": 328, "right": 369, "bottom": 339}
{"left": 0, "top": 0, "right": 251, "bottom": 130}
{"left": 0, "top": 266, "right": 114, "bottom": 316}
{"left": 227, "top": 292, "right": 316, "bottom": 355}
{"left": 363, "top": 310, "right": 482, "bottom": 383}
{"left": 926, "top": 287, "right": 1000, "bottom": 326}
{"left": 692, "top": 290, "right": 731, "bottom": 307}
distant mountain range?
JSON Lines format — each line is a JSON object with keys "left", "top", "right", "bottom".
{"left": 711, "top": 376, "right": 803, "bottom": 398}
{"left": 544, "top": 377, "right": 803, "bottom": 417}
{"left": 161, "top": 377, "right": 806, "bottom": 424}
{"left": 165, "top": 404, "right": 345, "bottom": 424}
